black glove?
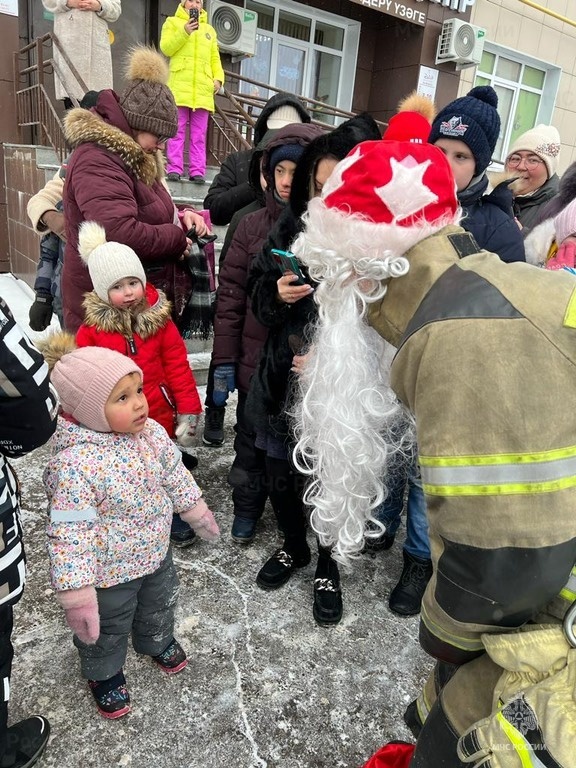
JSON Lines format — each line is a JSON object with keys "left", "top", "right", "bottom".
{"left": 28, "top": 294, "right": 53, "bottom": 331}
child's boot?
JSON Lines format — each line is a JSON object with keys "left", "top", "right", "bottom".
{"left": 152, "top": 638, "right": 188, "bottom": 675}
{"left": 88, "top": 670, "right": 131, "bottom": 719}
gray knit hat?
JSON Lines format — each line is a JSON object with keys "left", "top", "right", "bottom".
{"left": 119, "top": 46, "right": 178, "bottom": 139}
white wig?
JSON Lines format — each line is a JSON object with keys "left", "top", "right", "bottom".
{"left": 291, "top": 196, "right": 457, "bottom": 565}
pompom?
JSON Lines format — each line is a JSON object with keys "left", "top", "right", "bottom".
{"left": 124, "top": 46, "right": 169, "bottom": 85}
{"left": 78, "top": 221, "right": 107, "bottom": 265}
{"left": 37, "top": 331, "right": 77, "bottom": 371}
{"left": 397, "top": 90, "right": 436, "bottom": 122}
{"left": 467, "top": 85, "right": 498, "bottom": 108}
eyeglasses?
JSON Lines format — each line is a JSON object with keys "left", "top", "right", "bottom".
{"left": 506, "top": 154, "right": 544, "bottom": 169}
{"left": 157, "top": 136, "right": 171, "bottom": 145}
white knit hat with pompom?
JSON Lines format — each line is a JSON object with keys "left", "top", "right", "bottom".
{"left": 78, "top": 222, "right": 146, "bottom": 302}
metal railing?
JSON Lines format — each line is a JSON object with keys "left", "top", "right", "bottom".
{"left": 14, "top": 34, "right": 386, "bottom": 168}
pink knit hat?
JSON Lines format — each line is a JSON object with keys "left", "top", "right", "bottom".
{"left": 51, "top": 347, "right": 142, "bottom": 432}
{"left": 554, "top": 198, "right": 576, "bottom": 246}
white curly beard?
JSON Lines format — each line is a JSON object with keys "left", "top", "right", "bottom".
{"left": 291, "top": 268, "right": 407, "bottom": 567}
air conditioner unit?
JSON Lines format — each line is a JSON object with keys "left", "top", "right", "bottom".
{"left": 209, "top": 0, "right": 258, "bottom": 58}
{"left": 435, "top": 18, "right": 486, "bottom": 70}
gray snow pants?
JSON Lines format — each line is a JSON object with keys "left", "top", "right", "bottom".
{"left": 74, "top": 550, "right": 179, "bottom": 681}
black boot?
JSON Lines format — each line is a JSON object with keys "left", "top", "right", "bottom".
{"left": 256, "top": 540, "right": 311, "bottom": 590}
{"left": 389, "top": 550, "right": 432, "bottom": 616}
{"left": 2, "top": 716, "right": 50, "bottom": 767}
{"left": 313, "top": 547, "right": 343, "bottom": 626}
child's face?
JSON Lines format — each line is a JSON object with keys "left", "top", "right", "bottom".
{"left": 274, "top": 160, "right": 297, "bottom": 201}
{"left": 434, "top": 138, "right": 476, "bottom": 192}
{"left": 104, "top": 372, "right": 149, "bottom": 434}
{"left": 108, "top": 278, "right": 145, "bottom": 310}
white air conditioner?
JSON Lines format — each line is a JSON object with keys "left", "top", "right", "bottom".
{"left": 435, "top": 18, "right": 486, "bottom": 70}
{"left": 209, "top": 0, "right": 258, "bottom": 58}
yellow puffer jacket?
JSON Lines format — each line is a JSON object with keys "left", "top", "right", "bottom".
{"left": 160, "top": 4, "right": 225, "bottom": 112}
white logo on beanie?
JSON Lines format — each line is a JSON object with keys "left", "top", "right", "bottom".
{"left": 439, "top": 116, "right": 469, "bottom": 137}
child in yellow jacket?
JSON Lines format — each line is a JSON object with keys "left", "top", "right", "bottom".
{"left": 160, "top": 0, "right": 224, "bottom": 184}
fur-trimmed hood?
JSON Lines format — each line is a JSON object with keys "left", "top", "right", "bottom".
{"left": 82, "top": 283, "right": 172, "bottom": 340}
{"left": 64, "top": 91, "right": 165, "bottom": 186}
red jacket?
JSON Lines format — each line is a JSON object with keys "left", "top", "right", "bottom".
{"left": 76, "top": 284, "right": 201, "bottom": 436}
{"left": 62, "top": 91, "right": 187, "bottom": 332}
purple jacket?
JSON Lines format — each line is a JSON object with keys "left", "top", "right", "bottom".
{"left": 62, "top": 90, "right": 187, "bottom": 332}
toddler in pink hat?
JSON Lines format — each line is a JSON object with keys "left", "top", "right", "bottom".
{"left": 42, "top": 336, "right": 219, "bottom": 720}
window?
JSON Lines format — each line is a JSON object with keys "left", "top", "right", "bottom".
{"left": 240, "top": 0, "right": 360, "bottom": 120}
{"left": 475, "top": 46, "right": 561, "bottom": 163}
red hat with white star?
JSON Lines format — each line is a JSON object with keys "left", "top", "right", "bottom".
{"left": 294, "top": 93, "right": 459, "bottom": 269}
{"left": 321, "top": 104, "right": 458, "bottom": 229}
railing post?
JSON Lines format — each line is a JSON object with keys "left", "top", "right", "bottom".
{"left": 37, "top": 39, "right": 45, "bottom": 145}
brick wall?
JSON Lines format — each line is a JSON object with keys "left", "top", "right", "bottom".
{"left": 3, "top": 145, "right": 47, "bottom": 288}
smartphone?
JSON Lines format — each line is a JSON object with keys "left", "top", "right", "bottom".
{"left": 189, "top": 7, "right": 199, "bottom": 21}
{"left": 271, "top": 249, "right": 306, "bottom": 286}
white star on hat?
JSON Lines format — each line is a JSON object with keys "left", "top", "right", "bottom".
{"left": 375, "top": 157, "right": 438, "bottom": 220}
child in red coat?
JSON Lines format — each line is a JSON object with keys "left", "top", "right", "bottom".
{"left": 75, "top": 221, "right": 202, "bottom": 546}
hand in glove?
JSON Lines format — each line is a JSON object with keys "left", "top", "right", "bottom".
{"left": 212, "top": 364, "right": 236, "bottom": 407}
{"left": 56, "top": 585, "right": 100, "bottom": 644}
{"left": 175, "top": 413, "right": 200, "bottom": 447}
{"left": 28, "top": 294, "right": 53, "bottom": 332}
{"left": 180, "top": 498, "right": 220, "bottom": 541}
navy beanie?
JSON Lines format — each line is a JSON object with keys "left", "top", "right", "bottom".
{"left": 429, "top": 85, "right": 500, "bottom": 175}
{"left": 269, "top": 143, "right": 305, "bottom": 173}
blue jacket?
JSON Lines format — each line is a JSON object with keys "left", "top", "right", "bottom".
{"left": 459, "top": 175, "right": 525, "bottom": 264}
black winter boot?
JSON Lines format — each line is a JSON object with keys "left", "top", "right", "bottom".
{"left": 256, "top": 541, "right": 311, "bottom": 590}
{"left": 1, "top": 716, "right": 50, "bottom": 768}
{"left": 313, "top": 546, "right": 343, "bottom": 626}
{"left": 388, "top": 550, "right": 433, "bottom": 616}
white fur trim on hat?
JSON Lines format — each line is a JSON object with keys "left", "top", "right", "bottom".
{"left": 267, "top": 105, "right": 303, "bottom": 131}
{"left": 78, "top": 222, "right": 147, "bottom": 301}
{"left": 507, "top": 124, "right": 561, "bottom": 179}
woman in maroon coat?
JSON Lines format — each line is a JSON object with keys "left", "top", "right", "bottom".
{"left": 62, "top": 46, "right": 208, "bottom": 333}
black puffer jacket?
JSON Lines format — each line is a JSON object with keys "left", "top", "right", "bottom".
{"left": 459, "top": 174, "right": 525, "bottom": 263}
{"left": 247, "top": 114, "right": 382, "bottom": 438}
{"left": 212, "top": 123, "right": 322, "bottom": 395}
{"left": 203, "top": 92, "right": 310, "bottom": 225}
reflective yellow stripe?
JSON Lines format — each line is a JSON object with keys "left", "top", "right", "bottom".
{"left": 420, "top": 446, "right": 576, "bottom": 497}
{"left": 560, "top": 566, "right": 576, "bottom": 602}
{"left": 564, "top": 286, "right": 576, "bottom": 328}
{"left": 420, "top": 604, "right": 485, "bottom": 653}
{"left": 496, "top": 711, "right": 541, "bottom": 768}
{"left": 423, "top": 476, "right": 576, "bottom": 497}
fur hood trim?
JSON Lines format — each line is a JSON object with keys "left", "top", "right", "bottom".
{"left": 37, "top": 331, "right": 77, "bottom": 371}
{"left": 524, "top": 218, "right": 556, "bottom": 267}
{"left": 82, "top": 287, "right": 172, "bottom": 340}
{"left": 64, "top": 108, "right": 164, "bottom": 186}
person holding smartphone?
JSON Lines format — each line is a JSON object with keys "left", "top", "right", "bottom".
{"left": 160, "top": 1, "right": 225, "bottom": 184}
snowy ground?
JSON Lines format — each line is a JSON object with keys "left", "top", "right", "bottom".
{"left": 1, "top": 274, "right": 430, "bottom": 768}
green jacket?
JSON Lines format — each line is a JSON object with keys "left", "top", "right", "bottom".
{"left": 160, "top": 4, "right": 224, "bottom": 112}
{"left": 368, "top": 225, "right": 576, "bottom": 666}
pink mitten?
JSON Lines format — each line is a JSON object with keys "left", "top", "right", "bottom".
{"left": 180, "top": 499, "right": 220, "bottom": 541}
{"left": 57, "top": 585, "right": 100, "bottom": 644}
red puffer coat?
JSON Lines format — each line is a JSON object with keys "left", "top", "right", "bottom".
{"left": 76, "top": 284, "right": 201, "bottom": 436}
{"left": 62, "top": 90, "right": 188, "bottom": 332}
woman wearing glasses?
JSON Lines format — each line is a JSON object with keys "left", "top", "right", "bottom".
{"left": 504, "top": 124, "right": 561, "bottom": 231}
